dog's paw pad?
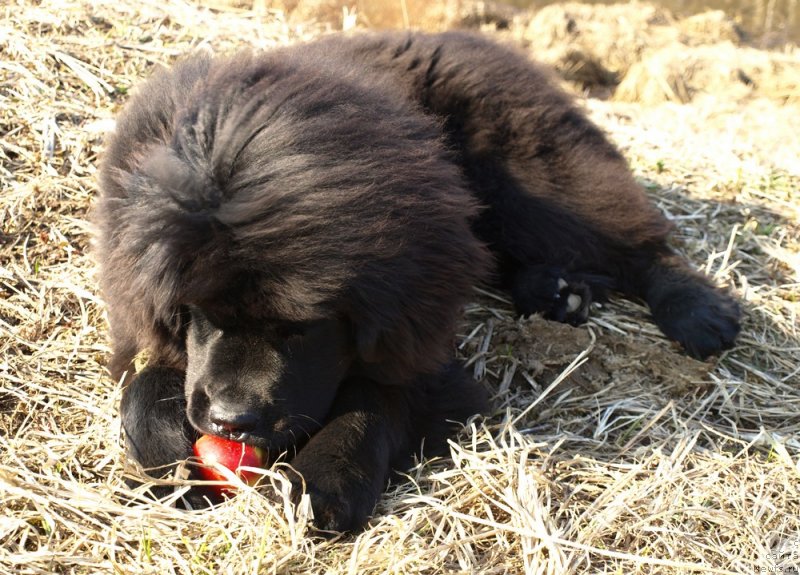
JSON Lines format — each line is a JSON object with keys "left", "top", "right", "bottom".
{"left": 566, "top": 293, "right": 583, "bottom": 314}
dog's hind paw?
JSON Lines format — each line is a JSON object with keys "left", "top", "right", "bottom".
{"left": 650, "top": 284, "right": 740, "bottom": 360}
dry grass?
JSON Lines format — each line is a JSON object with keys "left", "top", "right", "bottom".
{"left": 615, "top": 42, "right": 800, "bottom": 105}
{"left": 518, "top": 1, "right": 682, "bottom": 80}
{"left": 517, "top": 2, "right": 800, "bottom": 102}
{"left": 2, "top": 1, "right": 799, "bottom": 574}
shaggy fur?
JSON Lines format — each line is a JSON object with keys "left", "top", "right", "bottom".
{"left": 95, "top": 31, "right": 740, "bottom": 532}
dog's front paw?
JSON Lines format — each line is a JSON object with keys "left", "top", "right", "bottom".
{"left": 303, "top": 482, "right": 360, "bottom": 533}
{"left": 285, "top": 456, "right": 381, "bottom": 534}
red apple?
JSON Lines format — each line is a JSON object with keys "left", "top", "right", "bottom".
{"left": 192, "top": 434, "right": 267, "bottom": 491}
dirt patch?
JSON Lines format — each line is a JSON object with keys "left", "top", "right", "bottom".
{"left": 492, "top": 315, "right": 712, "bottom": 398}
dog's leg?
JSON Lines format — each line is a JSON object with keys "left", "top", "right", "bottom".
{"left": 120, "top": 367, "right": 194, "bottom": 470}
{"left": 285, "top": 378, "right": 410, "bottom": 533}
{"left": 287, "top": 364, "right": 487, "bottom": 533}
{"left": 120, "top": 366, "right": 219, "bottom": 506}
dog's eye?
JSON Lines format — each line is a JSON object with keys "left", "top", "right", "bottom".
{"left": 274, "top": 321, "right": 308, "bottom": 339}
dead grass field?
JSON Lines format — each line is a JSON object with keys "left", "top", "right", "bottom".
{"left": 1, "top": 1, "right": 799, "bottom": 573}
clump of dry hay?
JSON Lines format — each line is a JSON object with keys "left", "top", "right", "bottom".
{"left": 518, "top": 1, "right": 676, "bottom": 90}
{"left": 616, "top": 41, "right": 800, "bottom": 104}
{"left": 518, "top": 2, "right": 752, "bottom": 96}
{"left": 520, "top": 2, "right": 800, "bottom": 104}
{"left": 677, "top": 10, "right": 744, "bottom": 46}
{"left": 2, "top": 1, "right": 800, "bottom": 574}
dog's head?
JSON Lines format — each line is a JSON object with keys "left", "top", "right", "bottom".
{"left": 184, "top": 304, "right": 352, "bottom": 452}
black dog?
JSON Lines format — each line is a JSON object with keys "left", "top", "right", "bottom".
{"left": 94, "top": 31, "right": 739, "bottom": 532}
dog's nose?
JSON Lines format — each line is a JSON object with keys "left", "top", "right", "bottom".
{"left": 208, "top": 403, "right": 258, "bottom": 436}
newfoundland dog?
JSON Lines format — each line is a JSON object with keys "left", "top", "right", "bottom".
{"left": 95, "top": 31, "right": 740, "bottom": 532}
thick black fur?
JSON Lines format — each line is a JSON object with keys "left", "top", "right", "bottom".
{"left": 94, "top": 31, "right": 740, "bottom": 532}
